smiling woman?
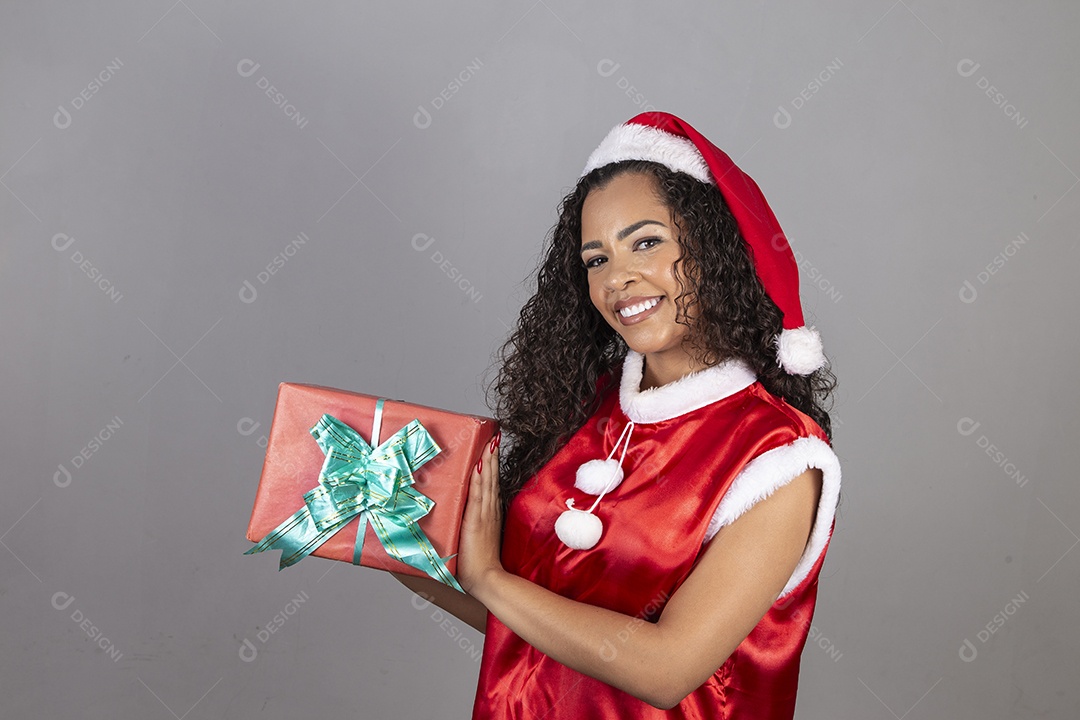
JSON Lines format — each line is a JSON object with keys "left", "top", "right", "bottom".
{"left": 579, "top": 172, "right": 706, "bottom": 390}
{"left": 393, "top": 112, "right": 842, "bottom": 719}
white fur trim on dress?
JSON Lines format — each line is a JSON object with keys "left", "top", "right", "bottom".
{"left": 703, "top": 435, "right": 841, "bottom": 599}
{"left": 776, "top": 326, "right": 825, "bottom": 376}
{"left": 620, "top": 350, "right": 758, "bottom": 424}
{"left": 582, "top": 123, "right": 713, "bottom": 184}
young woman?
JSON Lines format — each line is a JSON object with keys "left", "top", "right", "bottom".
{"left": 396, "top": 112, "right": 841, "bottom": 719}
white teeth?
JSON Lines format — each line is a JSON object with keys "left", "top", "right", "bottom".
{"left": 618, "top": 297, "right": 661, "bottom": 318}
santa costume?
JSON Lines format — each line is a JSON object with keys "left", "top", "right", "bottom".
{"left": 472, "top": 112, "right": 842, "bottom": 719}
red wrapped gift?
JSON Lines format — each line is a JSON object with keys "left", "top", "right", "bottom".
{"left": 245, "top": 382, "right": 498, "bottom": 589}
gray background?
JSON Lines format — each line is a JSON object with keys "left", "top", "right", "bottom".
{"left": 2, "top": 1, "right": 1077, "bottom": 718}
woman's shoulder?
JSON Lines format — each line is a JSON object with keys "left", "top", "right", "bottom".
{"left": 739, "top": 381, "right": 830, "bottom": 445}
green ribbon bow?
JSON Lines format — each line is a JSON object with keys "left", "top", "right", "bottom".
{"left": 245, "top": 400, "right": 463, "bottom": 592}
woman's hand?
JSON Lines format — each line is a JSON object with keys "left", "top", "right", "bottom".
{"left": 456, "top": 430, "right": 504, "bottom": 595}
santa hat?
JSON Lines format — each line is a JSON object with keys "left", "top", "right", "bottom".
{"left": 581, "top": 112, "right": 825, "bottom": 375}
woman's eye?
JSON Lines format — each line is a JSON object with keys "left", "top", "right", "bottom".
{"left": 584, "top": 256, "right": 605, "bottom": 269}
{"left": 636, "top": 236, "right": 661, "bottom": 250}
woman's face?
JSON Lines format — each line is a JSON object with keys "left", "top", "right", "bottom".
{"left": 580, "top": 171, "right": 696, "bottom": 362}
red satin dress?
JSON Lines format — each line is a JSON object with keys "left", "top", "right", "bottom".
{"left": 472, "top": 350, "right": 841, "bottom": 719}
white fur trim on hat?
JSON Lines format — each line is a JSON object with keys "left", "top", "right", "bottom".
{"left": 620, "top": 350, "right": 758, "bottom": 424}
{"left": 582, "top": 123, "right": 713, "bottom": 184}
{"left": 776, "top": 326, "right": 825, "bottom": 376}
{"left": 703, "top": 435, "right": 841, "bottom": 599}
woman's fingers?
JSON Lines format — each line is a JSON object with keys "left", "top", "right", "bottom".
{"left": 471, "top": 431, "right": 501, "bottom": 535}
{"left": 458, "top": 432, "right": 502, "bottom": 593}
{"left": 467, "top": 432, "right": 500, "bottom": 522}
{"left": 484, "top": 431, "right": 501, "bottom": 517}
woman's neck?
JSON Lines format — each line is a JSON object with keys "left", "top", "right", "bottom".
{"left": 638, "top": 347, "right": 709, "bottom": 391}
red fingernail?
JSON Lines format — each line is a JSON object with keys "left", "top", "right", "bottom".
{"left": 476, "top": 457, "right": 483, "bottom": 474}
{"left": 489, "top": 433, "right": 500, "bottom": 452}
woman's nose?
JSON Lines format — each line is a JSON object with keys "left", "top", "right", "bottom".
{"left": 602, "top": 252, "right": 639, "bottom": 290}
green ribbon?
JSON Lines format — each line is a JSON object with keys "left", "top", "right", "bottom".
{"left": 245, "top": 400, "right": 463, "bottom": 592}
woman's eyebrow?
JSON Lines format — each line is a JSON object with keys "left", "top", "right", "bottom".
{"left": 580, "top": 219, "right": 667, "bottom": 253}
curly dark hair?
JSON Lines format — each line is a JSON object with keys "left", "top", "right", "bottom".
{"left": 484, "top": 159, "right": 837, "bottom": 514}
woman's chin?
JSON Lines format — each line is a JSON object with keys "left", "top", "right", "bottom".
{"left": 605, "top": 313, "right": 688, "bottom": 357}
{"left": 615, "top": 327, "right": 694, "bottom": 358}
{"left": 621, "top": 337, "right": 674, "bottom": 357}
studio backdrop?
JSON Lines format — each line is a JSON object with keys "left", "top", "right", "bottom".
{"left": 2, "top": 2, "right": 1077, "bottom": 718}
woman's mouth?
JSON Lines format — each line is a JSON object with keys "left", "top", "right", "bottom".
{"left": 616, "top": 297, "right": 663, "bottom": 325}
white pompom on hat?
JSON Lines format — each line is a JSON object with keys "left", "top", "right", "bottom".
{"left": 581, "top": 112, "right": 826, "bottom": 375}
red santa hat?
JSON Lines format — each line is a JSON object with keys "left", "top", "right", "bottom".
{"left": 581, "top": 112, "right": 825, "bottom": 376}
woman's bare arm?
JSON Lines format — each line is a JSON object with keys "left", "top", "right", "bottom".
{"left": 390, "top": 571, "right": 489, "bottom": 634}
{"left": 459, "top": 434, "right": 823, "bottom": 710}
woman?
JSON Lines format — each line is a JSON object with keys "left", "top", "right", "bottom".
{"left": 399, "top": 112, "right": 841, "bottom": 718}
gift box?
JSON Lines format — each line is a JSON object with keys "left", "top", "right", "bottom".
{"left": 245, "top": 382, "right": 498, "bottom": 590}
